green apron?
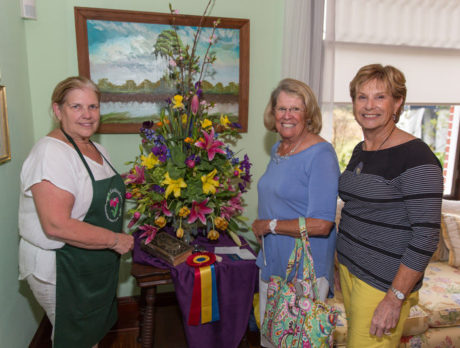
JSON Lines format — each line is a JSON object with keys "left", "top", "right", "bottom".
{"left": 54, "top": 131, "right": 125, "bottom": 348}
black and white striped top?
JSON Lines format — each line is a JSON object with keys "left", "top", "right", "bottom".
{"left": 337, "top": 139, "right": 443, "bottom": 293}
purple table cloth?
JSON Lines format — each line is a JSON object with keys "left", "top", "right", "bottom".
{"left": 132, "top": 231, "right": 259, "bottom": 348}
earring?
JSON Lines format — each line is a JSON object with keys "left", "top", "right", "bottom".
{"left": 392, "top": 114, "right": 396, "bottom": 121}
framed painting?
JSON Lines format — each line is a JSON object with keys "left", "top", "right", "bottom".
{"left": 74, "top": 7, "right": 250, "bottom": 133}
{"left": 0, "top": 86, "right": 11, "bottom": 164}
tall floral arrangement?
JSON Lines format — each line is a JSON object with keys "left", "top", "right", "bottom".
{"left": 125, "top": 1, "right": 252, "bottom": 245}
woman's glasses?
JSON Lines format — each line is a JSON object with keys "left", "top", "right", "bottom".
{"left": 274, "top": 107, "right": 304, "bottom": 115}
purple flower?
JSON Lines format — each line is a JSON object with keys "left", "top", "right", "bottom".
{"left": 239, "top": 154, "right": 252, "bottom": 173}
{"left": 225, "top": 146, "right": 234, "bottom": 159}
{"left": 231, "top": 122, "right": 242, "bottom": 129}
{"left": 152, "top": 145, "right": 169, "bottom": 162}
{"left": 151, "top": 185, "right": 165, "bottom": 194}
{"left": 165, "top": 97, "right": 172, "bottom": 105}
{"left": 142, "top": 121, "right": 154, "bottom": 129}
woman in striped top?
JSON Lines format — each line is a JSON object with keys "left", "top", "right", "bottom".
{"left": 337, "top": 64, "right": 443, "bottom": 347}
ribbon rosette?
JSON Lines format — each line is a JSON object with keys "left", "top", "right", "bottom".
{"left": 186, "top": 252, "right": 220, "bottom": 325}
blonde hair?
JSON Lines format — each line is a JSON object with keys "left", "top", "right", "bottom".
{"left": 349, "top": 64, "right": 406, "bottom": 122}
{"left": 51, "top": 76, "right": 100, "bottom": 114}
{"left": 263, "top": 78, "right": 322, "bottom": 134}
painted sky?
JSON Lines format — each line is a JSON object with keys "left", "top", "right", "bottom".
{"left": 87, "top": 19, "right": 240, "bottom": 86}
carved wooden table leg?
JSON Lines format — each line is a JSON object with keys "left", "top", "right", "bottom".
{"left": 141, "top": 286, "right": 156, "bottom": 348}
{"left": 131, "top": 263, "right": 173, "bottom": 348}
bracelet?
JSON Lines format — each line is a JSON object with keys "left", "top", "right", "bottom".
{"left": 110, "top": 234, "right": 119, "bottom": 249}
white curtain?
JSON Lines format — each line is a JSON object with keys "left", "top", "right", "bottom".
{"left": 281, "top": 0, "right": 325, "bottom": 104}
{"left": 282, "top": 0, "right": 334, "bottom": 139}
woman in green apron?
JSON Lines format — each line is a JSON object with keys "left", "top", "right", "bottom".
{"left": 18, "top": 76, "right": 134, "bottom": 347}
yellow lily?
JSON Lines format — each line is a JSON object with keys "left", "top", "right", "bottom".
{"left": 201, "top": 168, "right": 219, "bottom": 194}
{"left": 140, "top": 153, "right": 159, "bottom": 169}
{"left": 172, "top": 95, "right": 184, "bottom": 109}
{"left": 220, "top": 114, "right": 231, "bottom": 127}
{"left": 201, "top": 118, "right": 213, "bottom": 129}
{"left": 181, "top": 113, "right": 188, "bottom": 124}
{"left": 162, "top": 172, "right": 187, "bottom": 198}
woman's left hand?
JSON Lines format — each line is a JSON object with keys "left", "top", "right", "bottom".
{"left": 369, "top": 294, "right": 403, "bottom": 337}
{"left": 251, "top": 219, "right": 269, "bottom": 243}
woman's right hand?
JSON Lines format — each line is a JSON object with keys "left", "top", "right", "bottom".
{"left": 111, "top": 233, "right": 134, "bottom": 255}
{"left": 252, "top": 219, "right": 270, "bottom": 243}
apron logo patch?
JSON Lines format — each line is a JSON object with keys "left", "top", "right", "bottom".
{"left": 105, "top": 188, "right": 123, "bottom": 222}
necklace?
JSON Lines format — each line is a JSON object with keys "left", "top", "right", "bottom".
{"left": 354, "top": 126, "right": 396, "bottom": 175}
{"left": 273, "top": 138, "right": 302, "bottom": 164}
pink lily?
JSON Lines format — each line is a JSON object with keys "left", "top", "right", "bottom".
{"left": 194, "top": 128, "right": 225, "bottom": 161}
{"left": 188, "top": 198, "right": 213, "bottom": 224}
{"left": 138, "top": 224, "right": 159, "bottom": 244}
{"left": 151, "top": 200, "right": 173, "bottom": 218}
{"left": 128, "top": 211, "right": 141, "bottom": 228}
{"left": 125, "top": 165, "right": 145, "bottom": 184}
{"left": 191, "top": 94, "right": 199, "bottom": 114}
{"left": 220, "top": 193, "right": 243, "bottom": 219}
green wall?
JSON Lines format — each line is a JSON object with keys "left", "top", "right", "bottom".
{"left": 0, "top": 1, "right": 43, "bottom": 347}
{"left": 0, "top": 0, "right": 284, "bottom": 345}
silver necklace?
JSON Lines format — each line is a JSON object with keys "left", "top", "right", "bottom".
{"left": 354, "top": 126, "right": 396, "bottom": 175}
{"left": 273, "top": 139, "right": 302, "bottom": 164}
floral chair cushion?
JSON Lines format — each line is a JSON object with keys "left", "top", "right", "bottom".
{"left": 418, "top": 261, "right": 460, "bottom": 327}
{"left": 399, "top": 325, "right": 460, "bottom": 347}
{"left": 441, "top": 214, "right": 460, "bottom": 267}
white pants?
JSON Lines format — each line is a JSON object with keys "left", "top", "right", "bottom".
{"left": 259, "top": 272, "right": 329, "bottom": 348}
{"left": 26, "top": 275, "right": 56, "bottom": 328}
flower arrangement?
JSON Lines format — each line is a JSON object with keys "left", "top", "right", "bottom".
{"left": 124, "top": 1, "right": 252, "bottom": 245}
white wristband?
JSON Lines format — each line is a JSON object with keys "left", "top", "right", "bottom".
{"left": 269, "top": 219, "right": 277, "bottom": 234}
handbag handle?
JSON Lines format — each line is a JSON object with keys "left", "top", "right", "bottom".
{"left": 299, "top": 217, "right": 318, "bottom": 298}
{"left": 283, "top": 218, "right": 321, "bottom": 298}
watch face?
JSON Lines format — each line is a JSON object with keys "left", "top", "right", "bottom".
{"left": 392, "top": 287, "right": 404, "bottom": 300}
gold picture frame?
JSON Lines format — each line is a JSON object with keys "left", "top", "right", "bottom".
{"left": 0, "top": 86, "right": 11, "bottom": 163}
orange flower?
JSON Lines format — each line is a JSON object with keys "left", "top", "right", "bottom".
{"left": 214, "top": 217, "right": 228, "bottom": 231}
{"left": 155, "top": 216, "right": 167, "bottom": 228}
{"left": 207, "top": 229, "right": 219, "bottom": 240}
{"left": 176, "top": 227, "right": 184, "bottom": 239}
{"left": 184, "top": 137, "right": 194, "bottom": 143}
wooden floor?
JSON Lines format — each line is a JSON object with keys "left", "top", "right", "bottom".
{"left": 29, "top": 293, "right": 261, "bottom": 348}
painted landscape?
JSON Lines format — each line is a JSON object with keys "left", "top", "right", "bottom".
{"left": 87, "top": 19, "right": 240, "bottom": 124}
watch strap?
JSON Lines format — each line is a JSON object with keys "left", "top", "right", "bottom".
{"left": 390, "top": 286, "right": 405, "bottom": 301}
{"left": 269, "top": 219, "right": 277, "bottom": 234}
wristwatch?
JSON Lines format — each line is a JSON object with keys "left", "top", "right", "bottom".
{"left": 269, "top": 219, "right": 277, "bottom": 234}
{"left": 391, "top": 286, "right": 405, "bottom": 301}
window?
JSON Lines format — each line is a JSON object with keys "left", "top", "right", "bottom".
{"left": 324, "top": 0, "right": 460, "bottom": 197}
{"left": 332, "top": 105, "right": 460, "bottom": 196}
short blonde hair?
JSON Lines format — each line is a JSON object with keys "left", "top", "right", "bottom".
{"left": 263, "top": 78, "right": 322, "bottom": 134}
{"left": 349, "top": 64, "right": 406, "bottom": 122}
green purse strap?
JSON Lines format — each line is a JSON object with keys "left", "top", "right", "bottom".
{"left": 283, "top": 217, "right": 320, "bottom": 299}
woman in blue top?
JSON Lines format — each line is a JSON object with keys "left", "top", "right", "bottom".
{"left": 252, "top": 78, "right": 340, "bottom": 347}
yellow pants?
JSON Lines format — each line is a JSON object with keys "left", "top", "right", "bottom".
{"left": 339, "top": 263, "right": 418, "bottom": 348}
